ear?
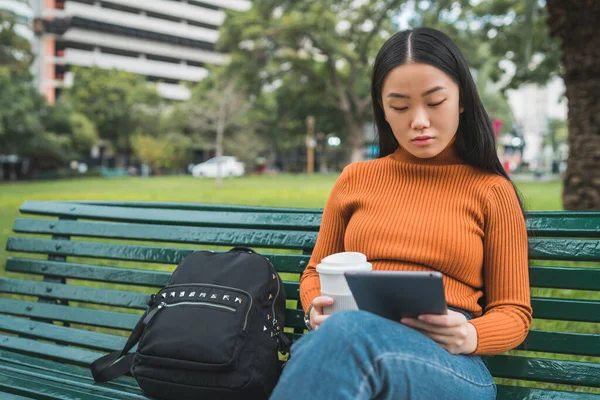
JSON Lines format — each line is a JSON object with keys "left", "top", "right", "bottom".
{"left": 459, "top": 104, "right": 464, "bottom": 113}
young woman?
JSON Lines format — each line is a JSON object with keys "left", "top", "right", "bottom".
{"left": 270, "top": 27, "right": 531, "bottom": 399}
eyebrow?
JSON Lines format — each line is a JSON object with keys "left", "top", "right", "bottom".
{"left": 386, "top": 86, "right": 447, "bottom": 99}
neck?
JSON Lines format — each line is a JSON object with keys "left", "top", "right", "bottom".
{"left": 389, "top": 138, "right": 464, "bottom": 166}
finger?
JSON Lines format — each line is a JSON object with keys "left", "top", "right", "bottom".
{"left": 312, "top": 296, "right": 334, "bottom": 308}
{"left": 313, "top": 314, "right": 330, "bottom": 326}
{"left": 418, "top": 310, "right": 465, "bottom": 327}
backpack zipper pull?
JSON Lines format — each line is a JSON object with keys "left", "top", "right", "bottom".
{"left": 143, "top": 302, "right": 166, "bottom": 325}
{"left": 271, "top": 319, "right": 292, "bottom": 354}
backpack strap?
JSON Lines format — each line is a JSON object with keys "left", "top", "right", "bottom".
{"left": 90, "top": 313, "right": 145, "bottom": 382}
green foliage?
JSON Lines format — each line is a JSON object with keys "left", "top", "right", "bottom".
{"left": 132, "top": 132, "right": 192, "bottom": 171}
{"left": 62, "top": 66, "right": 161, "bottom": 152}
{"left": 544, "top": 118, "right": 568, "bottom": 150}
{"left": 218, "top": 0, "right": 560, "bottom": 162}
{"left": 412, "top": 0, "right": 561, "bottom": 91}
{"left": 70, "top": 112, "right": 100, "bottom": 154}
{"left": 0, "top": 8, "right": 34, "bottom": 75}
{"left": 0, "top": 71, "right": 46, "bottom": 156}
{"left": 219, "top": 0, "right": 406, "bottom": 160}
{"left": 26, "top": 131, "right": 75, "bottom": 169}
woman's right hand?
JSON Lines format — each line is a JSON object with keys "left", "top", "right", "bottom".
{"left": 310, "top": 296, "right": 334, "bottom": 330}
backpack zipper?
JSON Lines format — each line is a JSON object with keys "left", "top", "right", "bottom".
{"left": 164, "top": 301, "right": 236, "bottom": 312}
{"left": 268, "top": 259, "right": 281, "bottom": 322}
{"left": 145, "top": 293, "right": 251, "bottom": 330}
{"left": 265, "top": 259, "right": 291, "bottom": 352}
{"left": 153, "top": 282, "right": 253, "bottom": 329}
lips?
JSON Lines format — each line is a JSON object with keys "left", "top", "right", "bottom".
{"left": 412, "top": 136, "right": 433, "bottom": 142}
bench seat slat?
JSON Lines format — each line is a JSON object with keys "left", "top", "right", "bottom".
{"left": 0, "top": 369, "right": 135, "bottom": 400}
{"left": 6, "top": 238, "right": 310, "bottom": 273}
{"left": 5, "top": 258, "right": 302, "bottom": 299}
{"left": 13, "top": 219, "right": 317, "bottom": 250}
{"left": 496, "top": 385, "right": 600, "bottom": 400}
{"left": 0, "top": 363, "right": 144, "bottom": 400}
{"left": 484, "top": 355, "right": 600, "bottom": 387}
{"left": 0, "top": 315, "right": 127, "bottom": 352}
{"left": 0, "top": 334, "right": 102, "bottom": 367}
{"left": 0, "top": 349, "right": 139, "bottom": 391}
{"left": 0, "top": 298, "right": 140, "bottom": 330}
{"left": 521, "top": 330, "right": 600, "bottom": 357}
{"left": 19, "top": 201, "right": 322, "bottom": 231}
{"left": 529, "top": 239, "right": 600, "bottom": 262}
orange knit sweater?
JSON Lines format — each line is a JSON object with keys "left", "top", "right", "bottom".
{"left": 300, "top": 143, "right": 532, "bottom": 355}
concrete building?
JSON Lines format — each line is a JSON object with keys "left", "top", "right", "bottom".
{"left": 8, "top": 0, "right": 251, "bottom": 103}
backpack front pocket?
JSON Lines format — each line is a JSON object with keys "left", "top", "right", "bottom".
{"left": 137, "top": 284, "right": 252, "bottom": 371}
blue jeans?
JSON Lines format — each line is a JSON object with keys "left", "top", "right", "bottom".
{"left": 271, "top": 310, "right": 496, "bottom": 400}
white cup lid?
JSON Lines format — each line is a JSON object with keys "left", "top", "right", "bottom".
{"left": 316, "top": 252, "right": 372, "bottom": 274}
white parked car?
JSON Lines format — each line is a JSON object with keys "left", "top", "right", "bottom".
{"left": 191, "top": 156, "right": 245, "bottom": 178}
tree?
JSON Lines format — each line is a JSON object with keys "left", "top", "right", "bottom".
{"left": 132, "top": 132, "right": 192, "bottom": 172}
{"left": 61, "top": 66, "right": 161, "bottom": 166}
{"left": 545, "top": 1, "right": 600, "bottom": 210}
{"left": 185, "top": 67, "right": 253, "bottom": 187}
{"left": 219, "top": 0, "right": 405, "bottom": 163}
{"left": 70, "top": 112, "right": 100, "bottom": 155}
{"left": 0, "top": 4, "right": 34, "bottom": 76}
{"left": 244, "top": 72, "right": 346, "bottom": 171}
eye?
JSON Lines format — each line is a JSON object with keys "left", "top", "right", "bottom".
{"left": 428, "top": 100, "right": 446, "bottom": 107}
{"left": 391, "top": 106, "right": 408, "bottom": 111}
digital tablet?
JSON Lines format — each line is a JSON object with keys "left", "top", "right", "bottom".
{"left": 344, "top": 271, "right": 447, "bottom": 320}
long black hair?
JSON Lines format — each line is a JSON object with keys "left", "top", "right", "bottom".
{"left": 371, "top": 27, "right": 526, "bottom": 212}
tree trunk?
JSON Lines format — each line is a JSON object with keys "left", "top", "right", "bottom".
{"left": 215, "top": 86, "right": 230, "bottom": 188}
{"left": 348, "top": 120, "right": 366, "bottom": 163}
{"left": 546, "top": 0, "right": 600, "bottom": 209}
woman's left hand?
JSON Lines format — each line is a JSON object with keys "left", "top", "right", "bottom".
{"left": 401, "top": 309, "right": 478, "bottom": 355}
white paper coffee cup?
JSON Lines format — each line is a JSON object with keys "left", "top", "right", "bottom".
{"left": 316, "top": 252, "right": 372, "bottom": 315}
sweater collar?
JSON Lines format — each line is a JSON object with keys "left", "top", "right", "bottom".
{"left": 389, "top": 136, "right": 465, "bottom": 166}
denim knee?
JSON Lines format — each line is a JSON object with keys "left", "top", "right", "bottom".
{"left": 312, "top": 310, "right": 377, "bottom": 345}
{"left": 321, "top": 310, "right": 372, "bottom": 332}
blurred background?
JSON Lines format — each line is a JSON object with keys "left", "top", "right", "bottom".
{"left": 0, "top": 0, "right": 597, "bottom": 210}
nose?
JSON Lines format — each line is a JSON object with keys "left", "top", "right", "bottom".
{"left": 410, "top": 107, "right": 430, "bottom": 130}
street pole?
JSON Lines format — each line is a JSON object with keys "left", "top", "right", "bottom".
{"left": 306, "top": 115, "right": 315, "bottom": 175}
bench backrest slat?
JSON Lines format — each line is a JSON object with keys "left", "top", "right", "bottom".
{"left": 5, "top": 257, "right": 302, "bottom": 298}
{"left": 19, "top": 201, "right": 322, "bottom": 230}
{"left": 0, "top": 298, "right": 140, "bottom": 330}
{"left": 6, "top": 238, "right": 310, "bottom": 273}
{"left": 13, "top": 218, "right": 318, "bottom": 250}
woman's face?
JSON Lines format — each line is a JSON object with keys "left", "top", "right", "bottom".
{"left": 380, "top": 63, "right": 463, "bottom": 158}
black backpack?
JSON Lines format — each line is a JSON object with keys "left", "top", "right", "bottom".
{"left": 91, "top": 247, "right": 291, "bottom": 400}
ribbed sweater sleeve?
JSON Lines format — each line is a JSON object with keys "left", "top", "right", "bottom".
{"left": 299, "top": 167, "right": 351, "bottom": 311}
{"left": 470, "top": 179, "right": 532, "bottom": 355}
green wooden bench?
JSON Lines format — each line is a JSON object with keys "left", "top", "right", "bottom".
{"left": 1, "top": 200, "right": 600, "bottom": 399}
